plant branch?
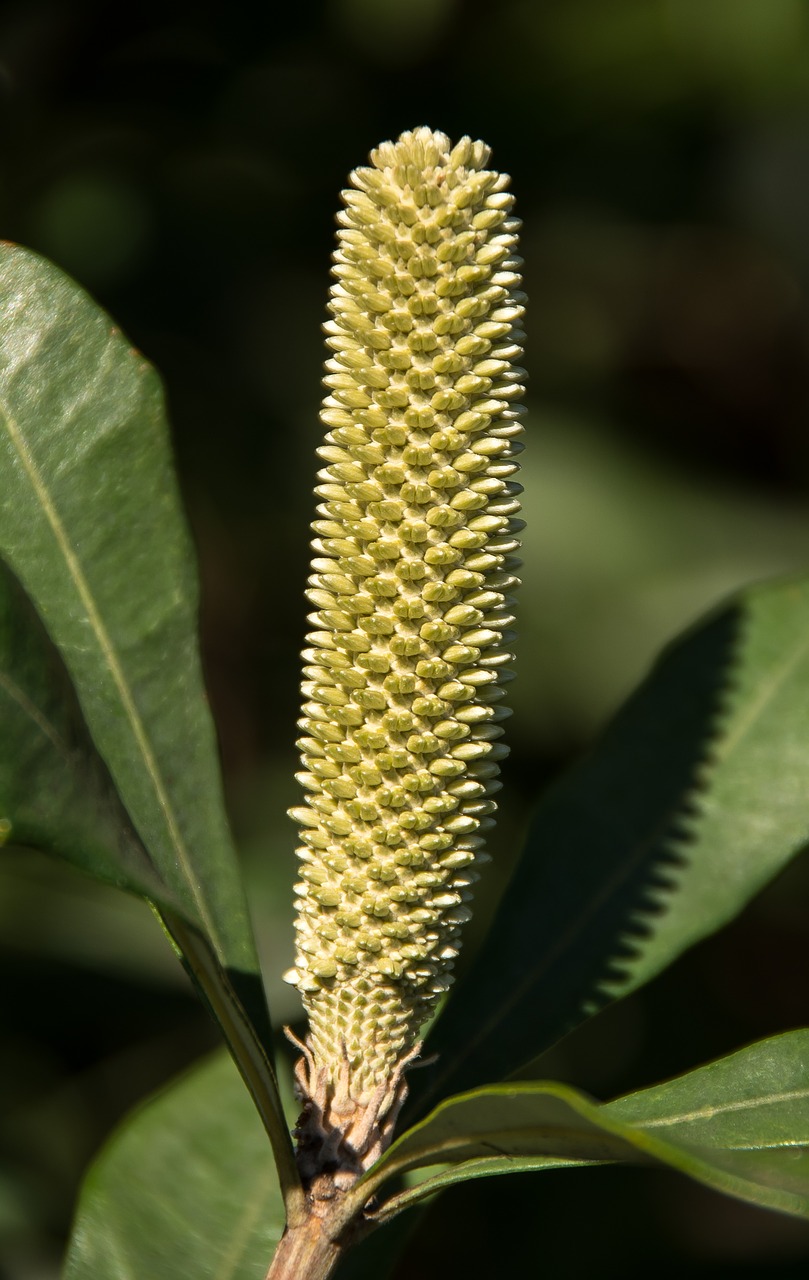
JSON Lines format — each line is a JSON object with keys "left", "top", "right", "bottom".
{"left": 161, "top": 911, "right": 306, "bottom": 1225}
{"left": 264, "top": 1207, "right": 347, "bottom": 1280}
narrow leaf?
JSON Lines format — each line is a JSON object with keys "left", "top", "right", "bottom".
{"left": 0, "top": 243, "right": 248, "bottom": 972}
{"left": 357, "top": 1031, "right": 809, "bottom": 1225}
{"left": 608, "top": 577, "right": 809, "bottom": 995}
{"left": 609, "top": 1027, "right": 809, "bottom": 1151}
{"left": 0, "top": 245, "right": 300, "bottom": 1205}
{"left": 0, "top": 556, "right": 169, "bottom": 902}
{"left": 411, "top": 578, "right": 809, "bottom": 1111}
{"left": 63, "top": 1051, "right": 285, "bottom": 1280}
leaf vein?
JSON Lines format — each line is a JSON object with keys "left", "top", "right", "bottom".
{"left": 629, "top": 1086, "right": 809, "bottom": 1129}
{"left": 0, "top": 401, "right": 219, "bottom": 948}
{"left": 0, "top": 668, "right": 68, "bottom": 755}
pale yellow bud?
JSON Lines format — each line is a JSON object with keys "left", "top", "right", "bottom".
{"left": 287, "top": 127, "right": 525, "bottom": 1179}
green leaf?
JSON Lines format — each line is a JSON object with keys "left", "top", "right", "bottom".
{"left": 609, "top": 577, "right": 809, "bottom": 995}
{"left": 0, "top": 555, "right": 169, "bottom": 901}
{"left": 0, "top": 245, "right": 300, "bottom": 1207}
{"left": 608, "top": 1026, "right": 809, "bottom": 1146}
{"left": 0, "top": 243, "right": 249, "bottom": 968}
{"left": 63, "top": 1051, "right": 285, "bottom": 1280}
{"left": 411, "top": 577, "right": 809, "bottom": 1111}
{"left": 357, "top": 1031, "right": 809, "bottom": 1226}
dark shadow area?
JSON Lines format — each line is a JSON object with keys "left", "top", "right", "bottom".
{"left": 408, "top": 599, "right": 742, "bottom": 1119}
{"left": 0, "top": 558, "right": 175, "bottom": 905}
{"left": 391, "top": 1162, "right": 809, "bottom": 1280}
{"left": 0, "top": 943, "right": 216, "bottom": 1276}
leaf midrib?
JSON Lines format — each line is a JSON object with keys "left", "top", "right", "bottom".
{"left": 0, "top": 399, "right": 220, "bottom": 950}
{"left": 624, "top": 1084, "right": 809, "bottom": 1129}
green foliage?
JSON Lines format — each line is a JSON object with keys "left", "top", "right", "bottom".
{"left": 0, "top": 247, "right": 807, "bottom": 1277}
{"left": 0, "top": 243, "right": 296, "bottom": 1211}
{"left": 410, "top": 578, "right": 809, "bottom": 1112}
{"left": 0, "top": 557, "right": 165, "bottom": 905}
{"left": 63, "top": 1052, "right": 284, "bottom": 1280}
{"left": 361, "top": 1031, "right": 809, "bottom": 1223}
{"left": 59, "top": 1031, "right": 809, "bottom": 1279}
{"left": 0, "top": 244, "right": 253, "bottom": 972}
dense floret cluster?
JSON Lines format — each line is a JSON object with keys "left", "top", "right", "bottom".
{"left": 287, "top": 128, "right": 525, "bottom": 1112}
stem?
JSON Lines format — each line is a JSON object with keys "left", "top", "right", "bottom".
{"left": 160, "top": 910, "right": 306, "bottom": 1225}
{"left": 264, "top": 1205, "right": 349, "bottom": 1280}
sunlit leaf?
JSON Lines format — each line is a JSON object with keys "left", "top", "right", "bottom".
{"left": 0, "top": 243, "right": 249, "bottom": 970}
{"left": 608, "top": 577, "right": 809, "bottom": 996}
{"left": 0, "top": 245, "right": 298, "bottom": 1202}
{"left": 362, "top": 1031, "right": 809, "bottom": 1225}
{"left": 411, "top": 577, "right": 809, "bottom": 1111}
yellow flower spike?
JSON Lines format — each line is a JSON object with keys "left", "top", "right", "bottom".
{"left": 286, "top": 127, "right": 525, "bottom": 1188}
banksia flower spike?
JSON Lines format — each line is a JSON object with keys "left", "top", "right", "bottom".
{"left": 286, "top": 127, "right": 525, "bottom": 1188}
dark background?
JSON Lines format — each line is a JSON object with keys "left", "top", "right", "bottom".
{"left": 1, "top": 0, "right": 808, "bottom": 1275}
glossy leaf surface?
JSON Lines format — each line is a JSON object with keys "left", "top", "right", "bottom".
{"left": 0, "top": 243, "right": 251, "bottom": 971}
{"left": 363, "top": 1031, "right": 809, "bottom": 1224}
{"left": 412, "top": 578, "right": 809, "bottom": 1111}
{"left": 0, "top": 246, "right": 299, "bottom": 1200}
{"left": 607, "top": 578, "right": 809, "bottom": 995}
{"left": 64, "top": 1051, "right": 284, "bottom": 1280}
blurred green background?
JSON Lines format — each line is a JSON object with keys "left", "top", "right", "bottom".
{"left": 1, "top": 0, "right": 809, "bottom": 1275}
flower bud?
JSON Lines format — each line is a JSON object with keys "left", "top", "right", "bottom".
{"left": 287, "top": 127, "right": 525, "bottom": 1176}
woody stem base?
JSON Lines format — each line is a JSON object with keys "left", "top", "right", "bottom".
{"left": 265, "top": 1206, "right": 347, "bottom": 1280}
